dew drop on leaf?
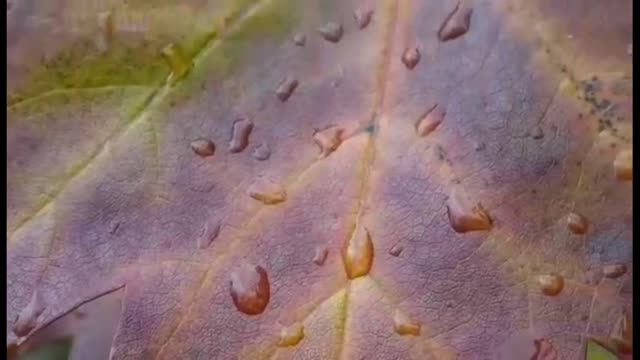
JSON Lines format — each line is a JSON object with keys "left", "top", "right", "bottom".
{"left": 342, "top": 224, "right": 374, "bottom": 279}
{"left": 530, "top": 126, "right": 544, "bottom": 140}
{"left": 393, "top": 309, "right": 420, "bottom": 336}
{"left": 313, "top": 126, "right": 344, "bottom": 158}
{"left": 196, "top": 221, "right": 221, "bottom": 249}
{"left": 252, "top": 143, "right": 271, "bottom": 161}
{"left": 278, "top": 322, "right": 304, "bottom": 347}
{"left": 566, "top": 212, "right": 588, "bottom": 235}
{"left": 446, "top": 189, "right": 492, "bottom": 233}
{"left": 190, "top": 138, "right": 216, "bottom": 157}
{"left": 276, "top": 77, "right": 298, "bottom": 102}
{"left": 416, "top": 104, "right": 446, "bottom": 137}
{"left": 229, "top": 118, "right": 254, "bottom": 153}
{"left": 249, "top": 177, "right": 287, "bottom": 205}
{"left": 388, "top": 245, "right": 403, "bottom": 257}
{"left": 229, "top": 263, "right": 270, "bottom": 315}
{"left": 401, "top": 47, "right": 421, "bottom": 70}
{"left": 13, "top": 289, "right": 45, "bottom": 337}
{"left": 313, "top": 246, "right": 328, "bottom": 266}
{"left": 536, "top": 274, "right": 564, "bottom": 296}
{"left": 353, "top": 8, "right": 373, "bottom": 30}
{"left": 602, "top": 264, "right": 627, "bottom": 279}
{"left": 438, "top": 2, "right": 473, "bottom": 42}
{"left": 293, "top": 33, "right": 306, "bottom": 46}
{"left": 318, "top": 22, "right": 343, "bottom": 43}
{"left": 613, "top": 149, "right": 632, "bottom": 181}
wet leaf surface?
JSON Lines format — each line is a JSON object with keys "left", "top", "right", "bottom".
{"left": 7, "top": 0, "right": 632, "bottom": 359}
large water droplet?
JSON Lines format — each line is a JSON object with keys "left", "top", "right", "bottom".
{"left": 278, "top": 322, "right": 304, "bottom": 347}
{"left": 614, "top": 149, "right": 632, "bottom": 181}
{"left": 313, "top": 247, "right": 328, "bottom": 266}
{"left": 161, "top": 43, "right": 192, "bottom": 83}
{"left": 293, "top": 33, "right": 306, "bottom": 46}
{"left": 190, "top": 138, "right": 216, "bottom": 157}
{"left": 566, "top": 212, "right": 588, "bottom": 235}
{"left": 603, "top": 264, "right": 627, "bottom": 279}
{"left": 276, "top": 77, "right": 298, "bottom": 102}
{"left": 401, "top": 47, "right": 421, "bottom": 70}
{"left": 437, "top": 2, "right": 473, "bottom": 42}
{"left": 393, "top": 309, "right": 420, "bottom": 336}
{"left": 196, "top": 221, "right": 221, "bottom": 249}
{"left": 354, "top": 8, "right": 373, "bottom": 29}
{"left": 537, "top": 274, "right": 564, "bottom": 296}
{"left": 342, "top": 224, "right": 374, "bottom": 279}
{"left": 230, "top": 263, "right": 270, "bottom": 315}
{"left": 252, "top": 144, "right": 271, "bottom": 161}
{"left": 446, "top": 189, "right": 492, "bottom": 233}
{"left": 388, "top": 245, "right": 403, "bottom": 257}
{"left": 416, "top": 104, "right": 446, "bottom": 136}
{"left": 318, "top": 22, "right": 343, "bottom": 43}
{"left": 249, "top": 177, "right": 287, "bottom": 205}
{"left": 313, "top": 126, "right": 344, "bottom": 158}
{"left": 13, "top": 290, "right": 45, "bottom": 337}
{"left": 229, "top": 118, "right": 254, "bottom": 153}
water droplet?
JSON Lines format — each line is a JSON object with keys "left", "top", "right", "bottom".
{"left": 197, "top": 221, "right": 221, "bottom": 249}
{"left": 416, "top": 104, "right": 446, "bottom": 136}
{"left": 313, "top": 247, "right": 328, "bottom": 266}
{"left": 530, "top": 126, "right": 544, "bottom": 140}
{"left": 603, "top": 264, "right": 627, "bottom": 279}
{"left": 614, "top": 149, "right": 632, "bottom": 181}
{"left": 532, "top": 338, "right": 557, "bottom": 359}
{"left": 161, "top": 43, "right": 192, "bottom": 83}
{"left": 230, "top": 263, "right": 270, "bottom": 315}
{"left": 446, "top": 189, "right": 492, "bottom": 233}
{"left": 318, "top": 22, "right": 343, "bottom": 43}
{"left": 13, "top": 290, "right": 45, "bottom": 337}
{"left": 474, "top": 141, "right": 486, "bottom": 151}
{"left": 313, "top": 126, "right": 344, "bottom": 158}
{"left": 190, "top": 138, "right": 216, "bottom": 157}
{"left": 393, "top": 310, "right": 420, "bottom": 336}
{"left": 249, "top": 177, "right": 287, "bottom": 205}
{"left": 342, "top": 224, "right": 374, "bottom": 279}
{"left": 389, "top": 245, "right": 403, "bottom": 257}
{"left": 252, "top": 144, "right": 271, "bottom": 161}
{"left": 537, "top": 274, "right": 564, "bottom": 296}
{"left": 276, "top": 77, "right": 298, "bottom": 102}
{"left": 229, "top": 118, "right": 254, "bottom": 153}
{"left": 278, "top": 322, "right": 304, "bottom": 347}
{"left": 293, "top": 33, "right": 306, "bottom": 46}
{"left": 354, "top": 8, "right": 373, "bottom": 29}
{"left": 401, "top": 47, "right": 421, "bottom": 70}
{"left": 437, "top": 2, "right": 473, "bottom": 42}
{"left": 566, "top": 212, "right": 588, "bottom": 235}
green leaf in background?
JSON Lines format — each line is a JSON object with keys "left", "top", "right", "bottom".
{"left": 585, "top": 339, "right": 619, "bottom": 360}
{"left": 18, "top": 338, "right": 73, "bottom": 360}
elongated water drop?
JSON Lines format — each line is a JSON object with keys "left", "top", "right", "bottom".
{"left": 614, "top": 149, "right": 632, "bottom": 181}
{"left": 161, "top": 43, "right": 192, "bottom": 83}
{"left": 313, "top": 126, "right": 344, "bottom": 158}
{"left": 447, "top": 189, "right": 492, "bottom": 233}
{"left": 278, "top": 322, "right": 304, "bottom": 347}
{"left": 603, "top": 264, "right": 627, "bottom": 279}
{"left": 196, "top": 221, "right": 221, "bottom": 249}
{"left": 249, "top": 177, "right": 287, "bottom": 205}
{"left": 318, "top": 22, "right": 343, "bottom": 43}
{"left": 230, "top": 263, "right": 270, "bottom": 315}
{"left": 13, "top": 290, "right": 45, "bottom": 337}
{"left": 313, "top": 247, "right": 328, "bottom": 266}
{"left": 537, "top": 274, "right": 564, "bottom": 296}
{"left": 389, "top": 245, "right": 403, "bottom": 257}
{"left": 393, "top": 309, "right": 420, "bottom": 336}
{"left": 229, "top": 118, "right": 253, "bottom": 153}
{"left": 276, "top": 77, "right": 298, "bottom": 102}
{"left": 566, "top": 212, "right": 588, "bottom": 235}
{"left": 342, "top": 223, "right": 374, "bottom": 279}
{"left": 438, "top": 2, "right": 473, "bottom": 42}
{"left": 416, "top": 104, "right": 446, "bottom": 136}
{"left": 190, "top": 138, "right": 216, "bottom": 157}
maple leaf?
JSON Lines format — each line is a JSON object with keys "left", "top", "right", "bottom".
{"left": 7, "top": 0, "right": 632, "bottom": 359}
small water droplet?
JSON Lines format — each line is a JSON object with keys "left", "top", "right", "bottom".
{"left": 537, "top": 274, "right": 564, "bottom": 296}
{"left": 416, "top": 104, "right": 446, "bottom": 136}
{"left": 13, "top": 290, "right": 45, "bottom": 337}
{"left": 249, "top": 177, "right": 287, "bottom": 205}
{"left": 447, "top": 189, "right": 492, "bottom": 233}
{"left": 252, "top": 144, "right": 271, "bottom": 161}
{"left": 313, "top": 126, "right": 344, "bottom": 158}
{"left": 278, "top": 322, "right": 304, "bottom": 347}
{"left": 161, "top": 43, "right": 192, "bottom": 83}
{"left": 293, "top": 33, "right": 306, "bottom": 46}
{"left": 229, "top": 118, "right": 254, "bottom": 153}
{"left": 603, "top": 264, "right": 627, "bottom": 279}
{"left": 530, "top": 126, "right": 544, "bottom": 140}
{"left": 393, "top": 310, "right": 420, "bottom": 336}
{"left": 438, "top": 2, "right": 473, "bottom": 42}
{"left": 318, "top": 22, "right": 343, "bottom": 43}
{"left": 614, "top": 149, "right": 632, "bottom": 181}
{"left": 313, "top": 247, "right": 328, "bottom": 266}
{"left": 276, "top": 77, "right": 298, "bottom": 102}
{"left": 566, "top": 212, "right": 588, "bottom": 235}
{"left": 230, "top": 263, "right": 270, "bottom": 315}
{"left": 474, "top": 141, "right": 486, "bottom": 151}
{"left": 401, "top": 47, "right": 421, "bottom": 70}
{"left": 354, "top": 8, "right": 373, "bottom": 29}
{"left": 190, "top": 138, "right": 216, "bottom": 157}
{"left": 342, "top": 224, "right": 374, "bottom": 279}
{"left": 197, "top": 221, "right": 221, "bottom": 249}
{"left": 388, "top": 245, "right": 403, "bottom": 257}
